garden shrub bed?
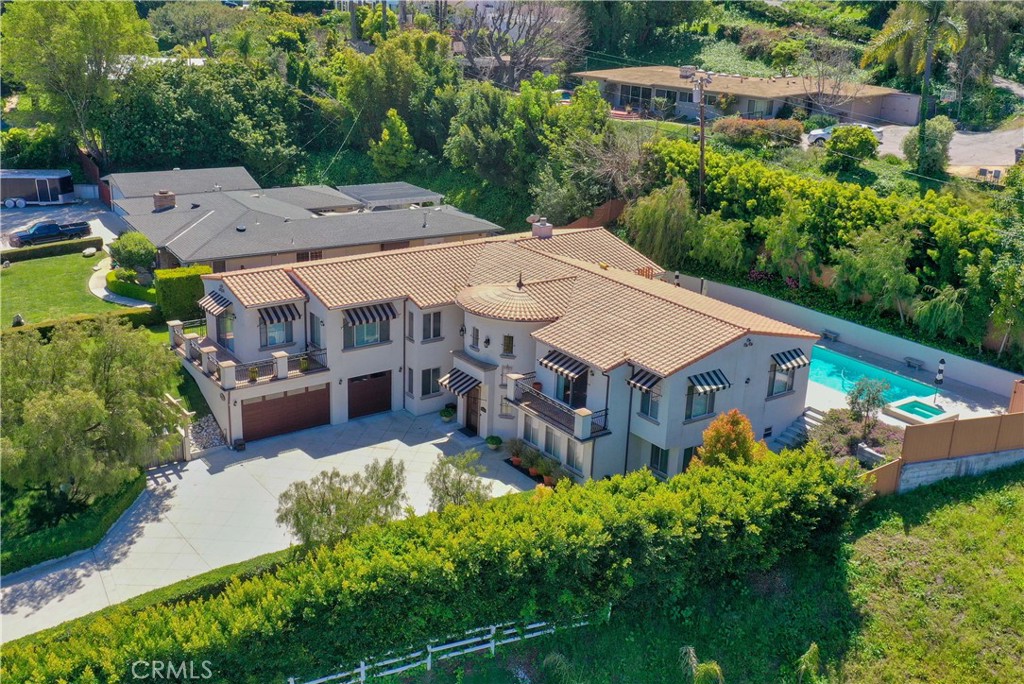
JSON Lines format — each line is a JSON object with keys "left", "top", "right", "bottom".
{"left": 0, "top": 236, "right": 103, "bottom": 263}
{"left": 2, "top": 449, "right": 864, "bottom": 682}
{"left": 105, "top": 270, "right": 157, "bottom": 303}
{"left": 154, "top": 265, "right": 213, "bottom": 321}
{"left": 1, "top": 473, "right": 146, "bottom": 576}
{"left": 0, "top": 307, "right": 164, "bottom": 340}
{"left": 809, "top": 408, "right": 904, "bottom": 465}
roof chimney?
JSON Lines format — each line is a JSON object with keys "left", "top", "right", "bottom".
{"left": 679, "top": 65, "right": 696, "bottom": 79}
{"left": 531, "top": 217, "right": 553, "bottom": 239}
{"left": 153, "top": 189, "right": 176, "bottom": 212}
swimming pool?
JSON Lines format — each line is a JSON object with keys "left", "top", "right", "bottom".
{"left": 809, "top": 346, "right": 939, "bottom": 402}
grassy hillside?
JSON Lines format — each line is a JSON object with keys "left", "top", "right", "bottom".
{"left": 387, "top": 464, "right": 1024, "bottom": 683}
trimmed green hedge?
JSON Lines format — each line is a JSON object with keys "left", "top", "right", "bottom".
{"left": 1, "top": 447, "right": 864, "bottom": 682}
{"left": 155, "top": 265, "right": 213, "bottom": 321}
{"left": 1, "top": 474, "right": 145, "bottom": 576}
{"left": 105, "top": 271, "right": 158, "bottom": 303}
{"left": 0, "top": 237, "right": 104, "bottom": 263}
{"left": 0, "top": 307, "right": 164, "bottom": 341}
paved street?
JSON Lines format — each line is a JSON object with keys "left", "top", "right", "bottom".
{"left": 0, "top": 413, "right": 535, "bottom": 642}
{"left": 875, "top": 124, "right": 1022, "bottom": 168}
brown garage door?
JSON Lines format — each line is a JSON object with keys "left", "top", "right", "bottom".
{"left": 348, "top": 371, "right": 392, "bottom": 419}
{"left": 241, "top": 384, "right": 330, "bottom": 442}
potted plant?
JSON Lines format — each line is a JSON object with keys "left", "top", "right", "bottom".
{"left": 539, "top": 459, "right": 557, "bottom": 487}
{"left": 248, "top": 366, "right": 259, "bottom": 382}
{"left": 485, "top": 435, "right": 502, "bottom": 451}
{"left": 440, "top": 406, "right": 456, "bottom": 423}
{"left": 523, "top": 448, "right": 541, "bottom": 477}
{"left": 507, "top": 438, "right": 525, "bottom": 466}
{"left": 532, "top": 380, "right": 543, "bottom": 391}
{"left": 299, "top": 356, "right": 309, "bottom": 372}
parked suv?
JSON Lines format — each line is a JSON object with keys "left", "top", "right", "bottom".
{"left": 807, "top": 123, "right": 884, "bottom": 146}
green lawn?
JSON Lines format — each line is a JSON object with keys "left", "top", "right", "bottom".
{"left": 145, "top": 324, "right": 211, "bottom": 418}
{"left": 0, "top": 252, "right": 120, "bottom": 327}
{"left": 384, "top": 464, "right": 1024, "bottom": 683}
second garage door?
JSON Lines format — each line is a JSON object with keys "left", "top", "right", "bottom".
{"left": 241, "top": 384, "right": 330, "bottom": 442}
{"left": 348, "top": 371, "right": 392, "bottom": 419}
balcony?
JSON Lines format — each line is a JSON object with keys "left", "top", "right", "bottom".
{"left": 510, "top": 373, "right": 609, "bottom": 440}
{"left": 169, "top": 319, "right": 329, "bottom": 390}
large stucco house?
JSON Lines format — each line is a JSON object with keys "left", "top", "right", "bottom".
{"left": 170, "top": 224, "right": 817, "bottom": 481}
{"left": 573, "top": 65, "right": 921, "bottom": 126}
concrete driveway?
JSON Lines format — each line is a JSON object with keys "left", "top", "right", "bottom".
{"left": 876, "top": 124, "right": 1023, "bottom": 168}
{"left": 0, "top": 412, "right": 535, "bottom": 642}
{"left": 0, "top": 200, "right": 130, "bottom": 249}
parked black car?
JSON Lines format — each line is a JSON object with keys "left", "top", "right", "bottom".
{"left": 9, "top": 221, "right": 91, "bottom": 247}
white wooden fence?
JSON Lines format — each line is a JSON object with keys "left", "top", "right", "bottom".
{"left": 287, "top": 607, "right": 610, "bottom": 684}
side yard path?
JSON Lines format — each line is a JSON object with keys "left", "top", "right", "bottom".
{"left": 1, "top": 415, "right": 533, "bottom": 642}
{"left": 87, "top": 256, "right": 153, "bottom": 308}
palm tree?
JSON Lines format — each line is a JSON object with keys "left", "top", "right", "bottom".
{"left": 680, "top": 645, "right": 726, "bottom": 684}
{"left": 861, "top": 1, "right": 966, "bottom": 175}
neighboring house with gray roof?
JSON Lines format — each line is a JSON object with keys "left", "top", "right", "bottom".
{"left": 102, "top": 167, "right": 260, "bottom": 205}
{"left": 335, "top": 182, "right": 443, "bottom": 209}
{"left": 116, "top": 181, "right": 501, "bottom": 272}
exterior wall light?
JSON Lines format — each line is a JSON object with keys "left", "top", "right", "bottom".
{"left": 459, "top": 325, "right": 466, "bottom": 337}
{"left": 484, "top": 336, "right": 491, "bottom": 348}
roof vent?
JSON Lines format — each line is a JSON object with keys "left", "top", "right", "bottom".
{"left": 235, "top": 224, "right": 246, "bottom": 232}
{"left": 153, "top": 189, "right": 176, "bottom": 212}
{"left": 531, "top": 217, "right": 553, "bottom": 239}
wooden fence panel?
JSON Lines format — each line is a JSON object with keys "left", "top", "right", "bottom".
{"left": 949, "top": 415, "right": 1002, "bottom": 458}
{"left": 995, "top": 413, "right": 1024, "bottom": 452}
{"left": 902, "top": 422, "right": 955, "bottom": 463}
{"left": 863, "top": 459, "right": 901, "bottom": 495}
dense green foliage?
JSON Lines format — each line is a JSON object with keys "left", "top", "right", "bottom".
{"left": 0, "top": 124, "right": 74, "bottom": 170}
{"left": 0, "top": 237, "right": 104, "bottom": 264}
{"left": 154, "top": 265, "right": 214, "bottom": 322}
{"left": 2, "top": 448, "right": 864, "bottom": 682}
{"left": 823, "top": 126, "right": 879, "bottom": 173}
{"left": 425, "top": 450, "right": 493, "bottom": 513}
{"left": 405, "top": 463, "right": 1024, "bottom": 684}
{"left": 368, "top": 108, "right": 416, "bottom": 178}
{"left": 901, "top": 115, "right": 955, "bottom": 177}
{"left": 0, "top": 318, "right": 181, "bottom": 502}
{"left": 643, "top": 138, "right": 1021, "bottom": 367}
{"left": 1, "top": 307, "right": 164, "bottom": 341}
{"left": 108, "top": 232, "right": 156, "bottom": 272}
{"left": 1, "top": 473, "right": 145, "bottom": 575}
{"left": 710, "top": 117, "right": 804, "bottom": 149}
{"left": 104, "top": 271, "right": 157, "bottom": 303}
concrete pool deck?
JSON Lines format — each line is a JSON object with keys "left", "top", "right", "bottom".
{"left": 806, "top": 340, "right": 1011, "bottom": 424}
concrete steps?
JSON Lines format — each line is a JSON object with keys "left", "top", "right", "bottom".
{"left": 770, "top": 407, "right": 826, "bottom": 452}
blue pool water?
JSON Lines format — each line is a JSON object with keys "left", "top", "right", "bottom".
{"left": 809, "top": 346, "right": 938, "bottom": 402}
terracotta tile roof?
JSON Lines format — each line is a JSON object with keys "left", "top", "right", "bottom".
{"left": 204, "top": 269, "right": 306, "bottom": 308}
{"left": 516, "top": 228, "right": 665, "bottom": 275}
{"left": 456, "top": 277, "right": 577, "bottom": 322}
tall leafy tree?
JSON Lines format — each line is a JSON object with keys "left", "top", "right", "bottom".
{"left": 861, "top": 0, "right": 965, "bottom": 175}
{"left": 424, "top": 450, "right": 492, "bottom": 513}
{"left": 832, "top": 227, "right": 918, "bottom": 324}
{"left": 148, "top": 1, "right": 243, "bottom": 57}
{"left": 1, "top": 319, "right": 182, "bottom": 502}
{"left": 369, "top": 108, "right": 417, "bottom": 178}
{"left": 0, "top": 1, "right": 156, "bottom": 163}
{"left": 623, "top": 178, "right": 698, "bottom": 270}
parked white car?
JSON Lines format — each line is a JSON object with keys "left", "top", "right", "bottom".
{"left": 807, "top": 123, "right": 884, "bottom": 146}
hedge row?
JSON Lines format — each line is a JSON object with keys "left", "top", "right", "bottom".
{"left": 104, "top": 271, "right": 158, "bottom": 303}
{"left": 155, "top": 264, "right": 213, "bottom": 321}
{"left": 0, "top": 307, "right": 164, "bottom": 341}
{"left": 1, "top": 474, "right": 146, "bottom": 576}
{"left": 1, "top": 447, "right": 865, "bottom": 682}
{"left": 0, "top": 236, "right": 104, "bottom": 263}
{"left": 711, "top": 117, "right": 804, "bottom": 148}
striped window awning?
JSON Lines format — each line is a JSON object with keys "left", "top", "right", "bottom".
{"left": 539, "top": 350, "right": 588, "bottom": 380}
{"left": 627, "top": 369, "right": 662, "bottom": 393}
{"left": 438, "top": 369, "right": 481, "bottom": 396}
{"left": 771, "top": 348, "right": 810, "bottom": 371}
{"left": 688, "top": 369, "right": 731, "bottom": 394}
{"left": 198, "top": 291, "right": 231, "bottom": 316}
{"left": 344, "top": 303, "right": 398, "bottom": 326}
{"left": 258, "top": 303, "right": 302, "bottom": 325}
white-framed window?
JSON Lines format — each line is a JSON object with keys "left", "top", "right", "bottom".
{"left": 500, "top": 364, "right": 513, "bottom": 388}
{"left": 682, "top": 445, "right": 698, "bottom": 472}
{"left": 344, "top": 319, "right": 389, "bottom": 349}
{"left": 544, "top": 426, "right": 563, "bottom": 459}
{"left": 640, "top": 388, "right": 660, "bottom": 420}
{"left": 422, "top": 311, "right": 441, "bottom": 341}
{"left": 524, "top": 414, "right": 540, "bottom": 445}
{"left": 649, "top": 444, "right": 669, "bottom": 477}
{"left": 767, "top": 363, "right": 795, "bottom": 397}
{"left": 421, "top": 367, "right": 441, "bottom": 396}
{"left": 471, "top": 326, "right": 480, "bottom": 349}
{"left": 407, "top": 366, "right": 414, "bottom": 395}
{"left": 260, "top": 320, "right": 292, "bottom": 348}
{"left": 685, "top": 385, "right": 716, "bottom": 420}
{"left": 309, "top": 312, "right": 322, "bottom": 348}
{"left": 502, "top": 334, "right": 514, "bottom": 356}
{"left": 679, "top": 90, "right": 694, "bottom": 103}
{"left": 706, "top": 94, "right": 718, "bottom": 107}
{"left": 407, "top": 311, "right": 414, "bottom": 340}
{"left": 500, "top": 397, "right": 515, "bottom": 417}
{"left": 566, "top": 439, "right": 582, "bottom": 473}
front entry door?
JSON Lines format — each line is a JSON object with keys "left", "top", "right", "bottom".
{"left": 464, "top": 385, "right": 481, "bottom": 435}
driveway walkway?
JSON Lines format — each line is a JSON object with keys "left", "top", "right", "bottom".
{"left": 87, "top": 257, "right": 153, "bottom": 308}
{"left": 0, "top": 413, "right": 535, "bottom": 641}
{"left": 0, "top": 200, "right": 130, "bottom": 249}
{"left": 876, "top": 124, "right": 1022, "bottom": 168}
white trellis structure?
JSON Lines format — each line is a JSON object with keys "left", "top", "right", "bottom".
{"left": 287, "top": 607, "right": 610, "bottom": 684}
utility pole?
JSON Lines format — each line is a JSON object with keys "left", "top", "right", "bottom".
{"left": 690, "top": 70, "right": 713, "bottom": 214}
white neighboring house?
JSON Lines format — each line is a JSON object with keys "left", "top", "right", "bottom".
{"left": 170, "top": 224, "right": 817, "bottom": 480}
